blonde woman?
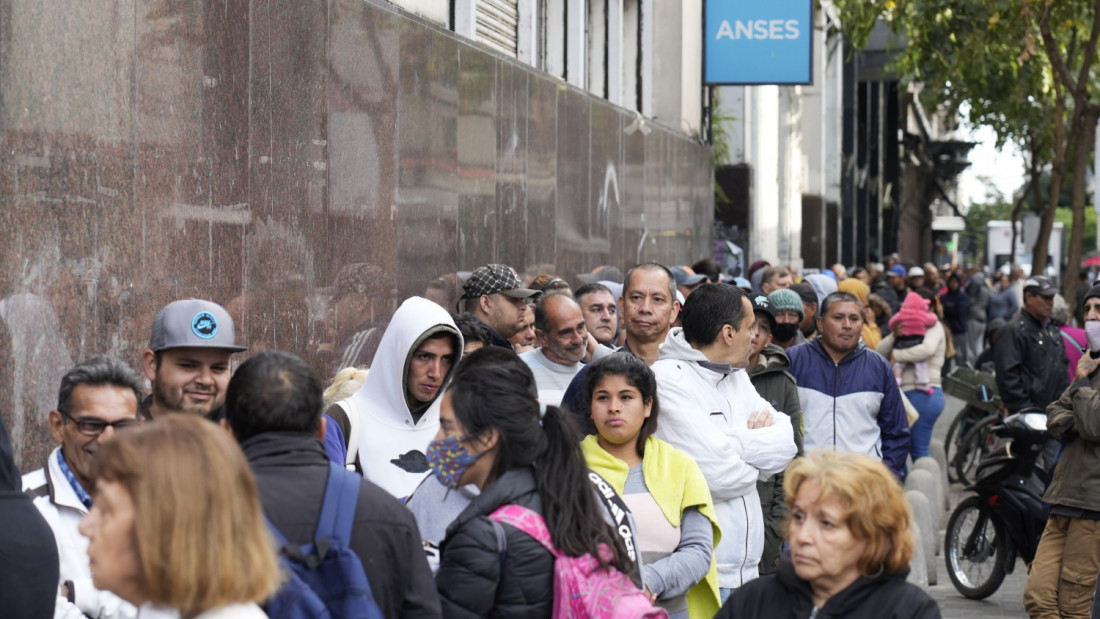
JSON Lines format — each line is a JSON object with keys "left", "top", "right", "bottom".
{"left": 717, "top": 451, "right": 940, "bottom": 618}
{"left": 79, "top": 415, "right": 279, "bottom": 618}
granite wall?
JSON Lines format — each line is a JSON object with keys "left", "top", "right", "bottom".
{"left": 0, "top": 0, "right": 713, "bottom": 472}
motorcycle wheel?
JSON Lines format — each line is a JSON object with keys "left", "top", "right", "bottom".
{"left": 954, "top": 416, "right": 998, "bottom": 487}
{"left": 945, "top": 495, "right": 1007, "bottom": 599}
{"left": 945, "top": 406, "right": 985, "bottom": 484}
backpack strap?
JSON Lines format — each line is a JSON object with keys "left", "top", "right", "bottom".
{"left": 1061, "top": 330, "right": 1085, "bottom": 354}
{"left": 487, "top": 505, "right": 555, "bottom": 554}
{"left": 315, "top": 462, "right": 362, "bottom": 546}
{"left": 586, "top": 469, "right": 639, "bottom": 564}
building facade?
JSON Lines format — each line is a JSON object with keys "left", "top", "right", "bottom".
{"left": 0, "top": 0, "right": 713, "bottom": 470}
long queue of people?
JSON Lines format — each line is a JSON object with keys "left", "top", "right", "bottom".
{"left": 3, "top": 260, "right": 951, "bottom": 619}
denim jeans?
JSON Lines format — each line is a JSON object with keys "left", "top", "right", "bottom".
{"left": 905, "top": 386, "right": 944, "bottom": 460}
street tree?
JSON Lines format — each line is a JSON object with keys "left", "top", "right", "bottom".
{"left": 830, "top": 0, "right": 1100, "bottom": 308}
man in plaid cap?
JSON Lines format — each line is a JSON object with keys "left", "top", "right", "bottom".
{"left": 141, "top": 299, "right": 246, "bottom": 420}
{"left": 461, "top": 264, "right": 538, "bottom": 349}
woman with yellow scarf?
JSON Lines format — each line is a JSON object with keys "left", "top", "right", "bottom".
{"left": 579, "top": 353, "right": 722, "bottom": 619}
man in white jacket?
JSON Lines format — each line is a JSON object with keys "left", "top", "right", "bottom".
{"left": 324, "top": 296, "right": 462, "bottom": 499}
{"left": 23, "top": 357, "right": 144, "bottom": 619}
{"left": 652, "top": 284, "right": 797, "bottom": 598}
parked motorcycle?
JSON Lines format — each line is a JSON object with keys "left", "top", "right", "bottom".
{"left": 944, "top": 404, "right": 1050, "bottom": 600}
{"left": 942, "top": 366, "right": 1003, "bottom": 485}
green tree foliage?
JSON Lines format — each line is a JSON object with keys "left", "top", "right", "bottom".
{"left": 830, "top": 0, "right": 1100, "bottom": 308}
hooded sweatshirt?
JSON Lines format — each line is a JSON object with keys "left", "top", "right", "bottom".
{"left": 889, "top": 292, "right": 937, "bottom": 338}
{"left": 651, "top": 328, "right": 797, "bottom": 588}
{"left": 804, "top": 273, "right": 838, "bottom": 309}
{"left": 340, "top": 296, "right": 461, "bottom": 499}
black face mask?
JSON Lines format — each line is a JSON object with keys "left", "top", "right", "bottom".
{"left": 773, "top": 322, "right": 800, "bottom": 342}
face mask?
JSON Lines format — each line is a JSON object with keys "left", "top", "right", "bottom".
{"left": 773, "top": 322, "right": 800, "bottom": 342}
{"left": 1086, "top": 321, "right": 1100, "bottom": 351}
{"left": 425, "top": 434, "right": 484, "bottom": 489}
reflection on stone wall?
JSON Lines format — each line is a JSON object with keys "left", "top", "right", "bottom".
{"left": 0, "top": 0, "right": 713, "bottom": 472}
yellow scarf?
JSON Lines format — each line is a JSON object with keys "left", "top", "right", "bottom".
{"left": 581, "top": 435, "right": 722, "bottom": 619}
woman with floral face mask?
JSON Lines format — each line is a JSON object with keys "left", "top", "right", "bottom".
{"left": 429, "top": 352, "right": 632, "bottom": 617}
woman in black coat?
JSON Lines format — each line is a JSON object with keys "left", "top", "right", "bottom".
{"left": 717, "top": 451, "right": 940, "bottom": 619}
{"left": 430, "top": 348, "right": 631, "bottom": 618}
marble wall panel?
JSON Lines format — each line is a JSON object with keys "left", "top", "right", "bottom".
{"left": 554, "top": 89, "right": 591, "bottom": 278}
{"left": 494, "top": 61, "right": 530, "bottom": 275}
{"left": 395, "top": 22, "right": 461, "bottom": 303}
{"left": 621, "top": 113, "right": 647, "bottom": 267}
{"left": 585, "top": 102, "right": 622, "bottom": 272}
{"left": 0, "top": 0, "right": 713, "bottom": 472}
{"left": 524, "top": 75, "right": 559, "bottom": 279}
{"left": 455, "top": 50, "right": 498, "bottom": 271}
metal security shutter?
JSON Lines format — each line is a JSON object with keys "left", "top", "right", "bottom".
{"left": 476, "top": 0, "right": 519, "bottom": 58}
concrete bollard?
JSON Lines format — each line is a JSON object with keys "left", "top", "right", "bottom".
{"left": 906, "top": 490, "right": 938, "bottom": 586}
{"left": 929, "top": 438, "right": 949, "bottom": 507}
{"left": 912, "top": 457, "right": 947, "bottom": 530}
{"left": 905, "top": 469, "right": 940, "bottom": 523}
{"left": 906, "top": 518, "right": 930, "bottom": 590}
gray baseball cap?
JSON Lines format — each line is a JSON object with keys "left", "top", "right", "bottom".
{"left": 149, "top": 299, "right": 246, "bottom": 352}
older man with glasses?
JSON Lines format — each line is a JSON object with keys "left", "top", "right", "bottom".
{"left": 23, "top": 356, "right": 144, "bottom": 619}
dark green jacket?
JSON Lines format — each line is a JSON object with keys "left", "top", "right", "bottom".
{"left": 1044, "top": 371, "right": 1100, "bottom": 512}
{"left": 748, "top": 343, "right": 804, "bottom": 575}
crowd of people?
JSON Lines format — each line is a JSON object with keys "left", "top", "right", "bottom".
{"left": 8, "top": 252, "right": 1100, "bottom": 618}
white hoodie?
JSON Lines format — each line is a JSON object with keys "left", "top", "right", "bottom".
{"left": 344, "top": 296, "right": 461, "bottom": 499}
{"left": 651, "top": 328, "right": 797, "bottom": 589}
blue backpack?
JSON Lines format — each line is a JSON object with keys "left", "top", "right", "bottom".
{"left": 263, "top": 462, "right": 385, "bottom": 619}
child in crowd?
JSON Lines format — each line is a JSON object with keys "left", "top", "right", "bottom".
{"left": 580, "top": 353, "right": 721, "bottom": 619}
{"left": 888, "top": 291, "right": 939, "bottom": 393}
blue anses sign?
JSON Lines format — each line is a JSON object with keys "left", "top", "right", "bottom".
{"left": 705, "top": 0, "right": 813, "bottom": 85}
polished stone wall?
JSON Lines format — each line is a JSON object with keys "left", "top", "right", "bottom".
{"left": 0, "top": 0, "right": 713, "bottom": 472}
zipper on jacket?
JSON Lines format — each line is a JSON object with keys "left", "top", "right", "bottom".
{"left": 738, "top": 495, "right": 750, "bottom": 585}
{"left": 832, "top": 362, "right": 839, "bottom": 448}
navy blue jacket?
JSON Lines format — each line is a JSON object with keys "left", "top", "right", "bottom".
{"left": 787, "top": 339, "right": 910, "bottom": 478}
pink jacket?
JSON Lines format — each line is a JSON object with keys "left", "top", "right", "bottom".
{"left": 888, "top": 292, "right": 938, "bottom": 337}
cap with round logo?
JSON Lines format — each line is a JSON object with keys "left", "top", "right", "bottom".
{"left": 149, "top": 299, "right": 247, "bottom": 352}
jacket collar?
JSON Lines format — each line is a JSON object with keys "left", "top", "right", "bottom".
{"left": 45, "top": 447, "right": 89, "bottom": 513}
{"left": 749, "top": 343, "right": 792, "bottom": 377}
{"left": 447, "top": 467, "right": 538, "bottom": 536}
{"left": 239, "top": 432, "right": 329, "bottom": 468}
{"left": 658, "top": 328, "right": 737, "bottom": 376}
{"left": 774, "top": 555, "right": 910, "bottom": 614}
{"left": 808, "top": 336, "right": 866, "bottom": 365}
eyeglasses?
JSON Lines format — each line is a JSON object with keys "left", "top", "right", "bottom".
{"left": 537, "top": 278, "right": 568, "bottom": 293}
{"left": 62, "top": 413, "right": 140, "bottom": 437}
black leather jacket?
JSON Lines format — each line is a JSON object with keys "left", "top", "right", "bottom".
{"left": 992, "top": 309, "right": 1070, "bottom": 414}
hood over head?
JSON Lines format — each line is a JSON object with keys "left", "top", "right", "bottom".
{"left": 352, "top": 296, "right": 462, "bottom": 424}
{"left": 901, "top": 291, "right": 931, "bottom": 314}
{"left": 804, "top": 273, "right": 838, "bottom": 308}
{"left": 837, "top": 278, "right": 869, "bottom": 307}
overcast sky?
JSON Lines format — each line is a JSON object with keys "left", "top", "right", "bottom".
{"left": 957, "top": 124, "right": 1025, "bottom": 211}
